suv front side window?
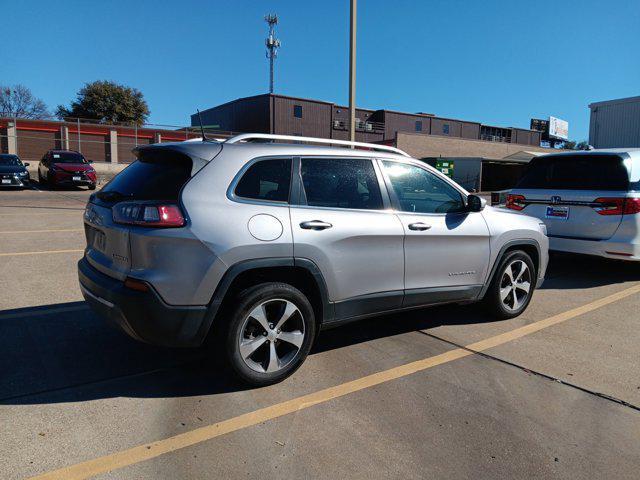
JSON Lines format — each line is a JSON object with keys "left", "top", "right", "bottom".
{"left": 234, "top": 158, "right": 292, "bottom": 202}
{"left": 382, "top": 160, "right": 465, "bottom": 214}
{"left": 300, "top": 158, "right": 383, "bottom": 210}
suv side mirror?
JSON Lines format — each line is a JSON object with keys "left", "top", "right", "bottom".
{"left": 467, "top": 194, "right": 486, "bottom": 212}
{"left": 88, "top": 160, "right": 94, "bottom": 164}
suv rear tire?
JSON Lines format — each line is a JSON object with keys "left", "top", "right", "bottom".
{"left": 222, "top": 282, "right": 316, "bottom": 386}
{"left": 483, "top": 250, "right": 535, "bottom": 319}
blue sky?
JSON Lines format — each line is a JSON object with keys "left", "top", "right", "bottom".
{"left": 2, "top": 0, "right": 639, "bottom": 140}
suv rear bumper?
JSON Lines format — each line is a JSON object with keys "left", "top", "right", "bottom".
{"left": 78, "top": 257, "right": 209, "bottom": 347}
{"left": 549, "top": 236, "right": 640, "bottom": 261}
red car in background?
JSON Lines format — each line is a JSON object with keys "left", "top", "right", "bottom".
{"left": 37, "top": 150, "right": 97, "bottom": 190}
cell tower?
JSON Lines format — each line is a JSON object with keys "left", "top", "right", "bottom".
{"left": 264, "top": 14, "right": 281, "bottom": 94}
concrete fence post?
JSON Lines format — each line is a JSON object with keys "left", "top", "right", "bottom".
{"left": 77, "top": 118, "right": 82, "bottom": 154}
{"left": 7, "top": 120, "right": 17, "bottom": 155}
{"left": 154, "top": 132, "right": 161, "bottom": 144}
{"left": 61, "top": 126, "right": 70, "bottom": 150}
{"left": 109, "top": 130, "right": 118, "bottom": 164}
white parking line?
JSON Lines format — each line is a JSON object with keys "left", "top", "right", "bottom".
{"left": 0, "top": 249, "right": 84, "bottom": 257}
{"left": 0, "top": 228, "right": 83, "bottom": 234}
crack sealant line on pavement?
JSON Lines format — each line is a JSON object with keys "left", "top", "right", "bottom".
{"left": 25, "top": 283, "right": 640, "bottom": 480}
{"left": 417, "top": 330, "right": 640, "bottom": 412}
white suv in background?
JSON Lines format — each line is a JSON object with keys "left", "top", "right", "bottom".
{"left": 507, "top": 149, "right": 640, "bottom": 261}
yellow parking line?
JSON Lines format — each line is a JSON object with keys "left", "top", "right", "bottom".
{"left": 27, "top": 283, "right": 640, "bottom": 480}
{"left": 0, "top": 228, "right": 83, "bottom": 234}
{"left": 0, "top": 249, "right": 84, "bottom": 257}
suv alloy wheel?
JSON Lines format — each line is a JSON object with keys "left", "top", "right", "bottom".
{"left": 483, "top": 250, "right": 536, "bottom": 319}
{"left": 223, "top": 283, "right": 316, "bottom": 386}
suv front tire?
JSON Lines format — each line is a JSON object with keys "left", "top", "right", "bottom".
{"left": 483, "top": 250, "right": 536, "bottom": 319}
{"left": 223, "top": 283, "right": 316, "bottom": 386}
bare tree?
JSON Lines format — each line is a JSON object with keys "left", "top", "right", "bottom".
{"left": 0, "top": 85, "right": 50, "bottom": 119}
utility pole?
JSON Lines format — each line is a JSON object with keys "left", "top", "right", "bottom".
{"left": 265, "top": 14, "right": 281, "bottom": 94}
{"left": 349, "top": 0, "right": 357, "bottom": 142}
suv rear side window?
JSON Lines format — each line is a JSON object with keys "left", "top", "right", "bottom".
{"left": 301, "top": 158, "right": 383, "bottom": 210}
{"left": 235, "top": 158, "right": 292, "bottom": 202}
{"left": 382, "top": 160, "right": 465, "bottom": 214}
{"left": 516, "top": 154, "right": 630, "bottom": 191}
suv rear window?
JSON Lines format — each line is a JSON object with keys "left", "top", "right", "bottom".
{"left": 516, "top": 154, "right": 630, "bottom": 191}
{"left": 98, "top": 150, "right": 193, "bottom": 202}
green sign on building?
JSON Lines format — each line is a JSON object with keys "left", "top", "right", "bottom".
{"left": 435, "top": 159, "right": 454, "bottom": 178}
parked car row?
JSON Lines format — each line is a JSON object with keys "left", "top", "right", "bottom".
{"left": 0, "top": 154, "right": 31, "bottom": 187}
{"left": 0, "top": 150, "right": 97, "bottom": 190}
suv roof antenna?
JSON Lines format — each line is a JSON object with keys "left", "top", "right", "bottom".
{"left": 196, "top": 109, "right": 207, "bottom": 142}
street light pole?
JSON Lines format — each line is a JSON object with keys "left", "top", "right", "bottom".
{"left": 349, "top": 0, "right": 357, "bottom": 142}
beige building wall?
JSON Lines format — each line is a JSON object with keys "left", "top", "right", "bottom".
{"left": 396, "top": 132, "right": 553, "bottom": 160}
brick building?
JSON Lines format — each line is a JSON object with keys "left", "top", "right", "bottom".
{"left": 192, "top": 93, "right": 547, "bottom": 152}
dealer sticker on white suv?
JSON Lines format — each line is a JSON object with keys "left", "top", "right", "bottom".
{"left": 545, "top": 205, "right": 569, "bottom": 220}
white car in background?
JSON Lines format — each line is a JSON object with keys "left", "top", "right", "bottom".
{"left": 507, "top": 149, "right": 640, "bottom": 261}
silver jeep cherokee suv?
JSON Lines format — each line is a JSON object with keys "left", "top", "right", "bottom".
{"left": 78, "top": 134, "right": 548, "bottom": 386}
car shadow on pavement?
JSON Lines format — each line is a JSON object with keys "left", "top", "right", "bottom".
{"left": 0, "top": 300, "right": 490, "bottom": 406}
{"left": 2, "top": 253, "right": 636, "bottom": 406}
{"left": 540, "top": 252, "right": 639, "bottom": 290}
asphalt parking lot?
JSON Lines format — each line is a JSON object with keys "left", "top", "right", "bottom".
{"left": 1, "top": 185, "right": 639, "bottom": 480}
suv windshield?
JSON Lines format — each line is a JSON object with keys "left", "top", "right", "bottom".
{"left": 51, "top": 152, "right": 87, "bottom": 164}
{"left": 516, "top": 154, "right": 630, "bottom": 191}
{"left": 0, "top": 154, "right": 23, "bottom": 166}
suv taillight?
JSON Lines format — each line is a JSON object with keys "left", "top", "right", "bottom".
{"left": 593, "top": 197, "right": 640, "bottom": 216}
{"left": 506, "top": 194, "right": 526, "bottom": 211}
{"left": 112, "top": 202, "right": 185, "bottom": 227}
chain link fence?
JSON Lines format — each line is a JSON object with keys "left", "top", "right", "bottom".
{"left": 0, "top": 116, "right": 235, "bottom": 165}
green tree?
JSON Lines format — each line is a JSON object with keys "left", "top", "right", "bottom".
{"left": 562, "top": 140, "right": 577, "bottom": 150}
{"left": 0, "top": 85, "right": 50, "bottom": 119}
{"left": 56, "top": 80, "right": 149, "bottom": 125}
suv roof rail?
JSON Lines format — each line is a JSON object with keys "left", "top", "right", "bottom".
{"left": 224, "top": 133, "right": 411, "bottom": 157}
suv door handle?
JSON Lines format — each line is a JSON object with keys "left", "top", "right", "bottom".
{"left": 300, "top": 220, "right": 333, "bottom": 230}
{"left": 408, "top": 222, "right": 431, "bottom": 231}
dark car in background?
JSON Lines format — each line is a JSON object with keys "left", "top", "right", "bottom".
{"left": 38, "top": 150, "right": 97, "bottom": 190}
{"left": 0, "top": 154, "right": 30, "bottom": 188}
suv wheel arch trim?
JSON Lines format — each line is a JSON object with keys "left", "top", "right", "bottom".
{"left": 197, "top": 257, "right": 332, "bottom": 342}
{"left": 478, "top": 239, "right": 542, "bottom": 300}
